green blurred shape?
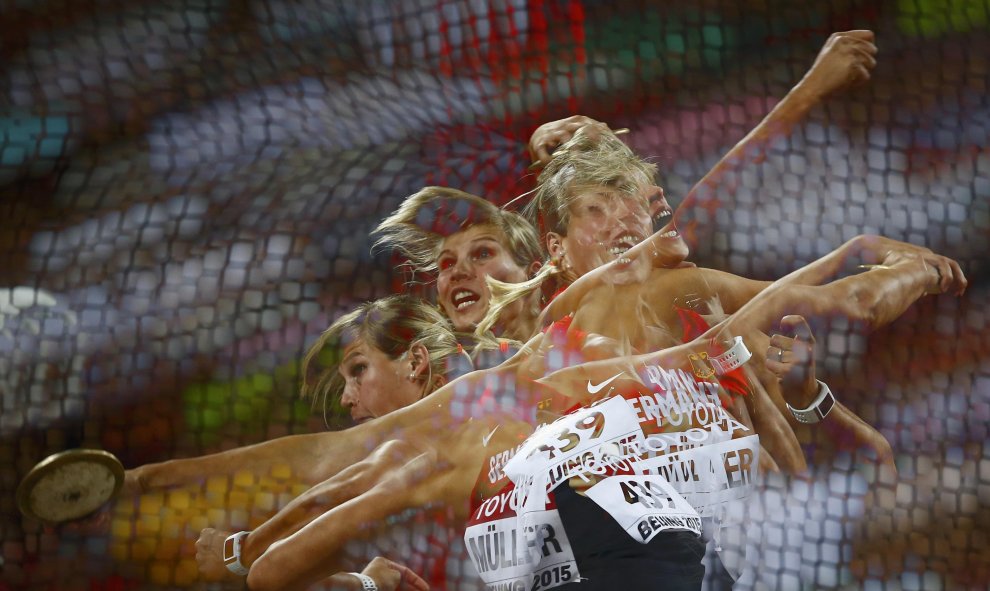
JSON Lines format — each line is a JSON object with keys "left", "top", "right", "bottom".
{"left": 702, "top": 25, "right": 723, "bottom": 47}
{"left": 898, "top": 0, "right": 990, "bottom": 37}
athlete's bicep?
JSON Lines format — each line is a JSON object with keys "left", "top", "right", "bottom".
{"left": 686, "top": 269, "right": 770, "bottom": 315}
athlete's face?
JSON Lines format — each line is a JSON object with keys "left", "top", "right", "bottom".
{"left": 436, "top": 224, "right": 529, "bottom": 332}
{"left": 338, "top": 339, "right": 421, "bottom": 423}
{"left": 551, "top": 185, "right": 673, "bottom": 278}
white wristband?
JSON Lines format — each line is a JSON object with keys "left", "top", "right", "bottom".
{"left": 786, "top": 380, "right": 836, "bottom": 424}
{"left": 222, "top": 530, "right": 250, "bottom": 576}
{"left": 709, "top": 336, "right": 751, "bottom": 375}
{"left": 349, "top": 572, "right": 379, "bottom": 591}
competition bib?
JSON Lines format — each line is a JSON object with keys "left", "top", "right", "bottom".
{"left": 464, "top": 484, "right": 579, "bottom": 591}
{"left": 503, "top": 396, "right": 644, "bottom": 490}
{"left": 585, "top": 475, "right": 702, "bottom": 543}
{"left": 636, "top": 435, "right": 760, "bottom": 517}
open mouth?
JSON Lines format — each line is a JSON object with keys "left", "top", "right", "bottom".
{"left": 653, "top": 206, "right": 674, "bottom": 225}
{"left": 451, "top": 288, "right": 481, "bottom": 312}
{"left": 607, "top": 234, "right": 643, "bottom": 260}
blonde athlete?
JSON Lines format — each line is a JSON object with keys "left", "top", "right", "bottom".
{"left": 374, "top": 186, "right": 544, "bottom": 343}
{"left": 119, "top": 28, "right": 957, "bottom": 587}
{"left": 198, "top": 223, "right": 962, "bottom": 590}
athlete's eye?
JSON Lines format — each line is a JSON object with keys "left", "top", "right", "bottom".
{"left": 349, "top": 363, "right": 367, "bottom": 378}
{"left": 473, "top": 247, "right": 494, "bottom": 261}
{"left": 439, "top": 257, "right": 455, "bottom": 271}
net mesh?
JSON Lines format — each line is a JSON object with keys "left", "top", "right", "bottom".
{"left": 1, "top": 0, "right": 988, "bottom": 589}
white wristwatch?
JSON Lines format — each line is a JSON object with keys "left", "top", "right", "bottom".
{"left": 786, "top": 380, "right": 836, "bottom": 424}
{"left": 349, "top": 572, "right": 379, "bottom": 591}
{"left": 223, "top": 530, "right": 250, "bottom": 576}
{"left": 709, "top": 336, "right": 752, "bottom": 375}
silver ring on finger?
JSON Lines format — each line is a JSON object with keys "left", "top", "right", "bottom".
{"left": 777, "top": 348, "right": 784, "bottom": 362}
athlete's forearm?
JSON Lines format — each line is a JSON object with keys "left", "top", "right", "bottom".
{"left": 127, "top": 432, "right": 333, "bottom": 493}
{"left": 686, "top": 81, "right": 820, "bottom": 207}
{"left": 241, "top": 441, "right": 414, "bottom": 566}
{"left": 246, "top": 452, "right": 449, "bottom": 591}
{"left": 715, "top": 253, "right": 936, "bottom": 341}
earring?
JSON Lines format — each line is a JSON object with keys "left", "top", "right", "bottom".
{"left": 408, "top": 373, "right": 416, "bottom": 381}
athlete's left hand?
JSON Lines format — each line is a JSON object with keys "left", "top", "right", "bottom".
{"left": 766, "top": 315, "right": 817, "bottom": 409}
{"left": 195, "top": 527, "right": 236, "bottom": 582}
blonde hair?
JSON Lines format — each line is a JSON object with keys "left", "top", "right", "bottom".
{"left": 525, "top": 126, "right": 657, "bottom": 235}
{"left": 477, "top": 127, "right": 658, "bottom": 337}
{"left": 301, "top": 295, "right": 464, "bottom": 421}
{"left": 373, "top": 186, "right": 543, "bottom": 276}
{"left": 476, "top": 262, "right": 561, "bottom": 336}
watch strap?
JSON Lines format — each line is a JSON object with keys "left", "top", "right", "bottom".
{"left": 223, "top": 530, "right": 250, "bottom": 576}
{"left": 349, "top": 572, "right": 379, "bottom": 591}
{"left": 709, "top": 336, "right": 751, "bottom": 375}
{"left": 786, "top": 380, "right": 836, "bottom": 424}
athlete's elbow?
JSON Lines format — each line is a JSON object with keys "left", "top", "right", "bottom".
{"left": 247, "top": 544, "right": 297, "bottom": 591}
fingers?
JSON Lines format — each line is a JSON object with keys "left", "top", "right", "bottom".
{"left": 389, "top": 560, "right": 431, "bottom": 591}
{"left": 766, "top": 316, "right": 817, "bottom": 409}
{"left": 779, "top": 314, "right": 814, "bottom": 343}
{"left": 832, "top": 29, "right": 875, "bottom": 42}
{"left": 529, "top": 115, "right": 608, "bottom": 168}
{"left": 947, "top": 257, "right": 968, "bottom": 295}
{"left": 825, "top": 403, "right": 895, "bottom": 469}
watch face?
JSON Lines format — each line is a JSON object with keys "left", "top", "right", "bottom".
{"left": 817, "top": 391, "right": 836, "bottom": 419}
{"left": 223, "top": 535, "right": 236, "bottom": 562}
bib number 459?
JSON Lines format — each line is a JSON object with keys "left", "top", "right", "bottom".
{"left": 620, "top": 479, "right": 678, "bottom": 511}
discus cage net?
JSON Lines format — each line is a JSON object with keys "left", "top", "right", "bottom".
{"left": 0, "top": 0, "right": 988, "bottom": 590}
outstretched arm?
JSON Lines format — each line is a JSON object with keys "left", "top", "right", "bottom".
{"left": 688, "top": 31, "right": 876, "bottom": 188}
{"left": 125, "top": 359, "right": 537, "bottom": 496}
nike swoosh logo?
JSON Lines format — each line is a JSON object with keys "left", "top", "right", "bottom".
{"left": 587, "top": 372, "right": 624, "bottom": 394}
{"left": 482, "top": 425, "right": 499, "bottom": 446}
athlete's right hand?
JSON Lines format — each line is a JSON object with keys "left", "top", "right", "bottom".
{"left": 528, "top": 115, "right": 610, "bottom": 169}
{"left": 362, "top": 556, "right": 430, "bottom": 591}
{"left": 799, "top": 30, "right": 877, "bottom": 99}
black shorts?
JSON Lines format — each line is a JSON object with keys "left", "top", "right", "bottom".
{"left": 552, "top": 483, "right": 706, "bottom": 591}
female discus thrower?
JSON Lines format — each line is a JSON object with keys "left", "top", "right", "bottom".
{"left": 31, "top": 28, "right": 962, "bottom": 589}
{"left": 201, "top": 212, "right": 963, "bottom": 590}
{"left": 193, "top": 44, "right": 967, "bottom": 584}
{"left": 190, "top": 118, "right": 965, "bottom": 591}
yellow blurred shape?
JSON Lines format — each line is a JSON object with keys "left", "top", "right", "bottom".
{"left": 233, "top": 470, "right": 256, "bottom": 489}
{"left": 228, "top": 490, "right": 251, "bottom": 510}
{"left": 136, "top": 514, "right": 161, "bottom": 536}
{"left": 139, "top": 492, "right": 165, "bottom": 515}
{"left": 270, "top": 463, "right": 292, "bottom": 481}
{"left": 149, "top": 562, "right": 173, "bottom": 586}
{"left": 206, "top": 507, "right": 228, "bottom": 526}
{"left": 167, "top": 490, "right": 192, "bottom": 510}
{"left": 174, "top": 558, "right": 200, "bottom": 587}
{"left": 253, "top": 491, "right": 276, "bottom": 513}
{"left": 111, "top": 516, "right": 133, "bottom": 538}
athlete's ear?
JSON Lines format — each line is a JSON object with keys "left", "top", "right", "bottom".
{"left": 546, "top": 232, "right": 565, "bottom": 262}
{"left": 407, "top": 342, "right": 430, "bottom": 381}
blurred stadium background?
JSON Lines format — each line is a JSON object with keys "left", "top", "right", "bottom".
{"left": 0, "top": 0, "right": 987, "bottom": 589}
